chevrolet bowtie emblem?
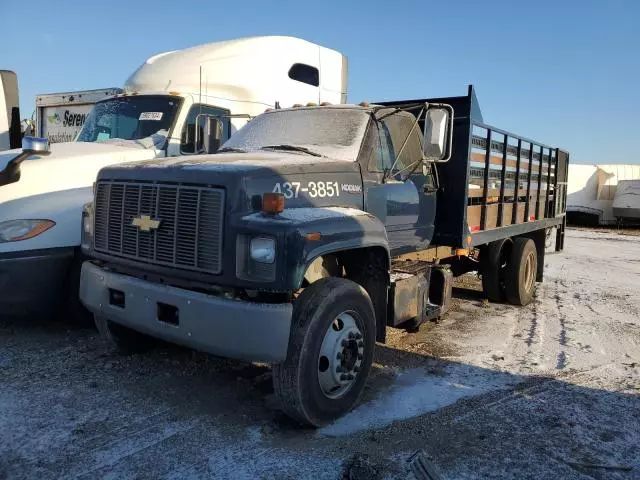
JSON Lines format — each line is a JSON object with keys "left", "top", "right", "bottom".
{"left": 132, "top": 215, "right": 161, "bottom": 232}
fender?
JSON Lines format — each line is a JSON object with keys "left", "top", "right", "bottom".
{"left": 276, "top": 207, "right": 390, "bottom": 289}
{"left": 0, "top": 187, "right": 92, "bottom": 253}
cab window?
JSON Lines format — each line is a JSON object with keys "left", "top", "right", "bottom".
{"left": 180, "top": 104, "right": 230, "bottom": 154}
{"left": 380, "top": 112, "right": 423, "bottom": 174}
{"left": 366, "top": 118, "right": 399, "bottom": 173}
{"left": 288, "top": 63, "right": 319, "bottom": 87}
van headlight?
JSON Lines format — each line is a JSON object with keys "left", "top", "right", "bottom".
{"left": 250, "top": 237, "right": 276, "bottom": 263}
{"left": 0, "top": 219, "right": 55, "bottom": 242}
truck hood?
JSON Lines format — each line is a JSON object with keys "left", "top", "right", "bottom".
{"left": 98, "top": 151, "right": 365, "bottom": 212}
{"left": 0, "top": 141, "right": 160, "bottom": 203}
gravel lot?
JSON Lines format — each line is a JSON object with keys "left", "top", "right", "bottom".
{"left": 1, "top": 228, "right": 639, "bottom": 479}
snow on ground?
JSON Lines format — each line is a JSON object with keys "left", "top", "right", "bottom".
{"left": 320, "top": 366, "right": 518, "bottom": 437}
{"left": 1, "top": 228, "right": 639, "bottom": 479}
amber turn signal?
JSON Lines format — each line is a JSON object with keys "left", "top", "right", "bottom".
{"left": 262, "top": 192, "right": 285, "bottom": 214}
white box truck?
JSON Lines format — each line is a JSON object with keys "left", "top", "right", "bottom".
{"left": 0, "top": 35, "right": 347, "bottom": 318}
{"left": 0, "top": 70, "right": 21, "bottom": 151}
{"left": 35, "top": 88, "right": 123, "bottom": 144}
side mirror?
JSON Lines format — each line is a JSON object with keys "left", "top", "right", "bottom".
{"left": 22, "top": 136, "right": 51, "bottom": 155}
{"left": 203, "top": 117, "right": 223, "bottom": 154}
{"left": 0, "top": 136, "right": 50, "bottom": 187}
{"left": 422, "top": 104, "right": 454, "bottom": 162}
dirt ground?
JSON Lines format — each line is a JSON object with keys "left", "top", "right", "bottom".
{"left": 1, "top": 228, "right": 639, "bottom": 480}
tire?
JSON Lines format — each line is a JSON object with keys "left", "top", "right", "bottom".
{"left": 345, "top": 250, "right": 388, "bottom": 342}
{"left": 481, "top": 239, "right": 511, "bottom": 302}
{"left": 60, "top": 252, "right": 93, "bottom": 325}
{"left": 272, "top": 277, "right": 376, "bottom": 427}
{"left": 94, "top": 315, "right": 155, "bottom": 354}
{"left": 504, "top": 237, "right": 537, "bottom": 306}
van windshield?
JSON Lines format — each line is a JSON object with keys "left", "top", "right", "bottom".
{"left": 220, "top": 107, "right": 370, "bottom": 161}
{"left": 77, "top": 95, "right": 181, "bottom": 148}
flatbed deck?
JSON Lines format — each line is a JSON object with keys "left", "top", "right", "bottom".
{"left": 379, "top": 85, "right": 569, "bottom": 251}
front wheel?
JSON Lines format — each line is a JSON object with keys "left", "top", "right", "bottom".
{"left": 272, "top": 277, "right": 376, "bottom": 427}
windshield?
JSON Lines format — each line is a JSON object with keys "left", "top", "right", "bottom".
{"left": 220, "top": 108, "right": 370, "bottom": 161}
{"left": 77, "top": 95, "right": 181, "bottom": 148}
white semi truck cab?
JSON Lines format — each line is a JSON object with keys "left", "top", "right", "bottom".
{"left": 0, "top": 36, "right": 347, "bottom": 318}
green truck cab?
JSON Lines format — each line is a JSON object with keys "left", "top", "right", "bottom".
{"left": 79, "top": 86, "right": 569, "bottom": 426}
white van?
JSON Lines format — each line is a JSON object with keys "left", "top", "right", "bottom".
{"left": 0, "top": 36, "right": 347, "bottom": 318}
{"left": 35, "top": 88, "right": 123, "bottom": 144}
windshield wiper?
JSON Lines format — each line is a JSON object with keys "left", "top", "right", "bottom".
{"left": 260, "top": 144, "right": 323, "bottom": 157}
{"left": 217, "top": 147, "right": 247, "bottom": 153}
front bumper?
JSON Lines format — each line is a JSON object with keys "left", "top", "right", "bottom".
{"left": 79, "top": 262, "right": 293, "bottom": 363}
{"left": 0, "top": 247, "right": 74, "bottom": 316}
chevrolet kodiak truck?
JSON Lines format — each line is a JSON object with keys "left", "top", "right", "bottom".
{"left": 79, "top": 86, "right": 569, "bottom": 426}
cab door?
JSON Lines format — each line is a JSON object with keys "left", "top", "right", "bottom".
{"left": 360, "top": 112, "right": 433, "bottom": 255}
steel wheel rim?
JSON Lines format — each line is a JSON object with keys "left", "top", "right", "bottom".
{"left": 524, "top": 251, "right": 536, "bottom": 293}
{"left": 317, "top": 311, "right": 364, "bottom": 399}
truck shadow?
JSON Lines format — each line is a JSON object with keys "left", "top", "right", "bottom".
{"left": 451, "top": 285, "right": 486, "bottom": 302}
{"left": 1, "top": 319, "right": 638, "bottom": 479}
{"left": 0, "top": 313, "right": 95, "bottom": 333}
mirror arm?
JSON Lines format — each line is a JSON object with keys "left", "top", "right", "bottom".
{"left": 0, "top": 148, "right": 48, "bottom": 187}
{"left": 383, "top": 107, "right": 425, "bottom": 182}
{"left": 4, "top": 150, "right": 33, "bottom": 170}
{"left": 394, "top": 158, "right": 423, "bottom": 182}
{"left": 433, "top": 162, "right": 441, "bottom": 189}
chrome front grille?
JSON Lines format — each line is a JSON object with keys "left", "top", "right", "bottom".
{"left": 94, "top": 181, "right": 224, "bottom": 274}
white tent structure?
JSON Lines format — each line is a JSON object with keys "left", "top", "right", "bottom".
{"left": 613, "top": 180, "right": 640, "bottom": 222}
{"left": 567, "top": 164, "right": 640, "bottom": 225}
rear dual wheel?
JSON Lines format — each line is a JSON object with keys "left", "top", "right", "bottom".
{"left": 272, "top": 277, "right": 376, "bottom": 427}
{"left": 482, "top": 237, "right": 537, "bottom": 306}
{"left": 504, "top": 238, "right": 537, "bottom": 306}
{"left": 481, "top": 238, "right": 512, "bottom": 302}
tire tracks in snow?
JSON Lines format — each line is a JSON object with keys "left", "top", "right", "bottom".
{"left": 512, "top": 284, "right": 548, "bottom": 372}
{"left": 508, "top": 277, "right": 573, "bottom": 374}
{"left": 554, "top": 278, "right": 569, "bottom": 370}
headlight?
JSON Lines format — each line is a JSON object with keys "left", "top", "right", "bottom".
{"left": 250, "top": 237, "right": 276, "bottom": 263}
{"left": 81, "top": 203, "right": 94, "bottom": 253}
{"left": 83, "top": 214, "right": 93, "bottom": 236}
{"left": 0, "top": 219, "right": 55, "bottom": 242}
{"left": 83, "top": 206, "right": 93, "bottom": 236}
